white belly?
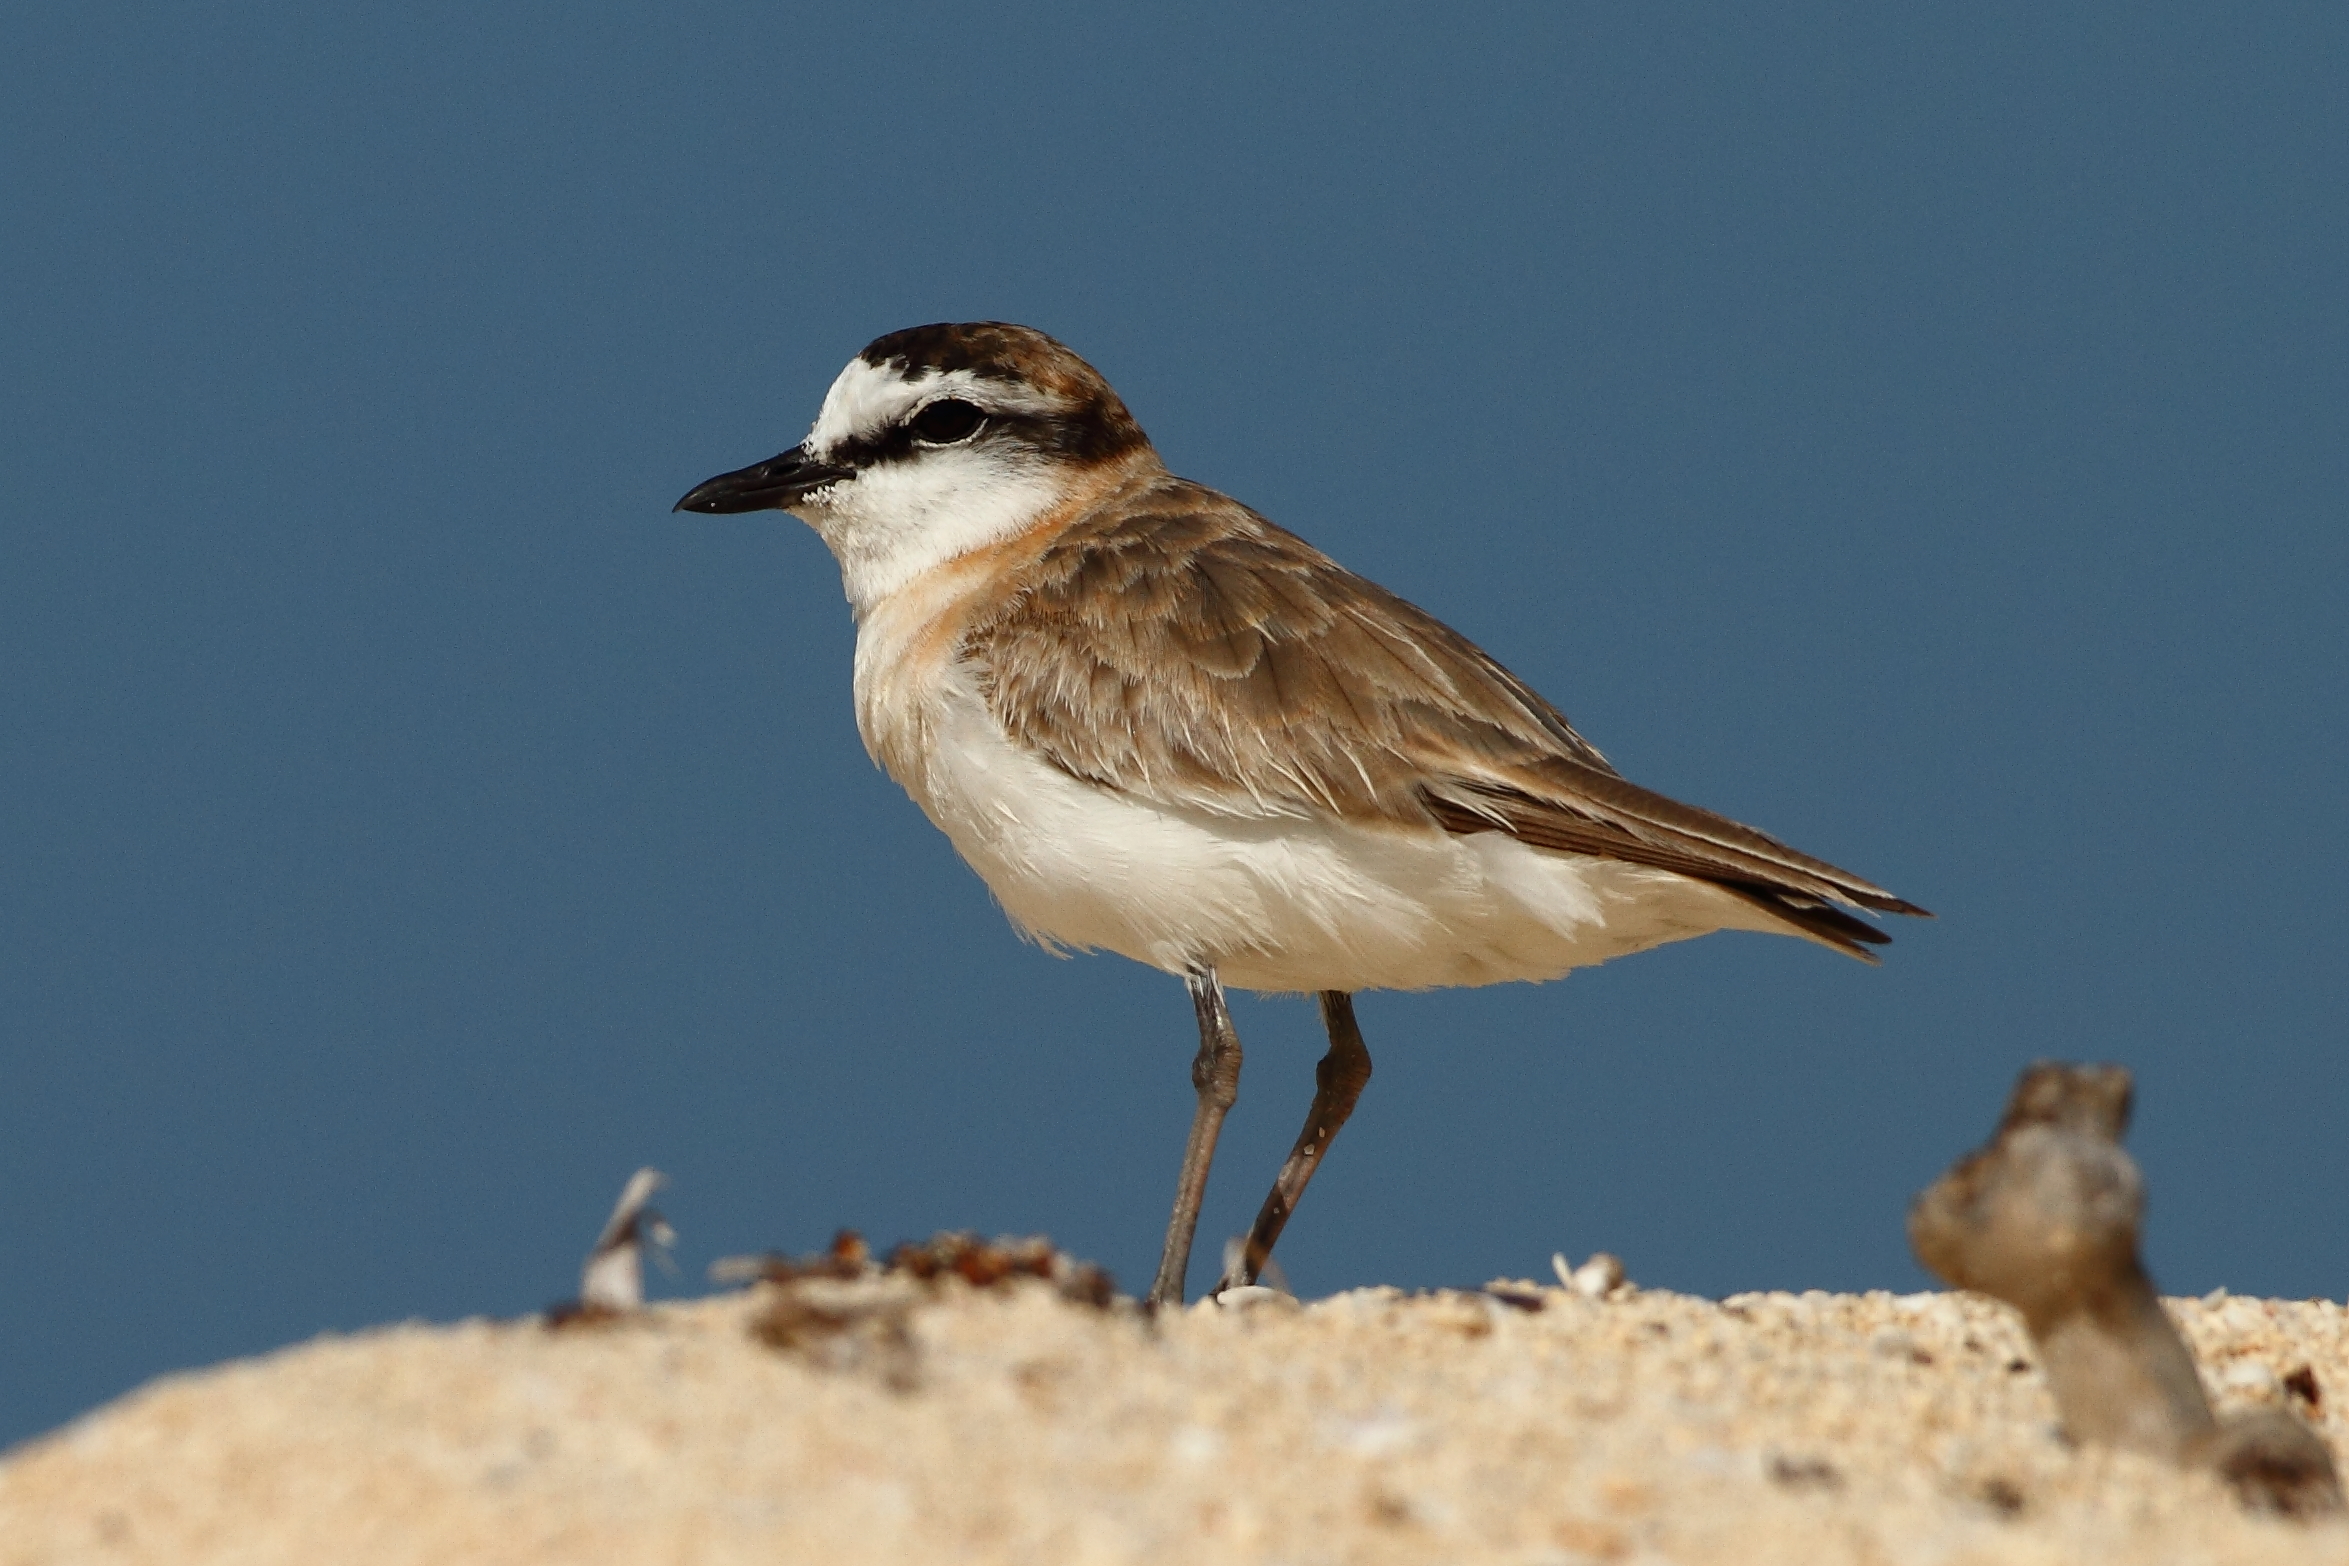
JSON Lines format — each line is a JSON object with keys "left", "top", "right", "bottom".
{"left": 879, "top": 672, "right": 1782, "bottom": 994}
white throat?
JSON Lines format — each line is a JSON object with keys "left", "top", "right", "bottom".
{"left": 792, "top": 449, "right": 1067, "bottom": 615}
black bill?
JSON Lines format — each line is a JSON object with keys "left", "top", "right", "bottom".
{"left": 673, "top": 445, "right": 853, "bottom": 513}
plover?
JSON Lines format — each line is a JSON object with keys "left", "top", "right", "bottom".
{"left": 678, "top": 322, "right": 1928, "bottom": 1305}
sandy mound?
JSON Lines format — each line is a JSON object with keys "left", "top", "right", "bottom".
{"left": 4, "top": 1279, "right": 2344, "bottom": 1565}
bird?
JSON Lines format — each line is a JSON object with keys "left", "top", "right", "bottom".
{"left": 676, "top": 322, "right": 1928, "bottom": 1306}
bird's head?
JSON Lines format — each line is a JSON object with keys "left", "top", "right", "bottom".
{"left": 676, "top": 322, "right": 1157, "bottom": 609}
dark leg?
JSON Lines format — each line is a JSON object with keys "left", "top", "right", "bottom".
{"left": 1148, "top": 968, "right": 1244, "bottom": 1307}
{"left": 1225, "top": 991, "right": 1373, "bottom": 1291}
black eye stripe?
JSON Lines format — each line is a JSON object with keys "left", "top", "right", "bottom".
{"left": 824, "top": 392, "right": 1140, "bottom": 473}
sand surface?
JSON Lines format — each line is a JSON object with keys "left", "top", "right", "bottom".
{"left": 4, "top": 1277, "right": 2345, "bottom": 1565}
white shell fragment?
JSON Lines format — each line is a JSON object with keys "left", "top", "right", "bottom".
{"left": 1215, "top": 1236, "right": 1292, "bottom": 1300}
{"left": 579, "top": 1167, "right": 674, "bottom": 1312}
{"left": 1550, "top": 1251, "right": 1627, "bottom": 1298}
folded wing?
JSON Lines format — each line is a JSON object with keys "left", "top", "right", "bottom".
{"left": 965, "top": 478, "right": 1928, "bottom": 958}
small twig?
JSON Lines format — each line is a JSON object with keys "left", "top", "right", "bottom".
{"left": 1910, "top": 1063, "right": 2340, "bottom": 1515}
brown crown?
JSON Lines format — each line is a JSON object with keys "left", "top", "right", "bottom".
{"left": 859, "top": 322, "right": 1149, "bottom": 464}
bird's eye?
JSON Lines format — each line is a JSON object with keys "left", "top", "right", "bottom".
{"left": 909, "top": 398, "right": 987, "bottom": 445}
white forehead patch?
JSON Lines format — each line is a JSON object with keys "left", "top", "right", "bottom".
{"left": 803, "top": 357, "right": 1066, "bottom": 459}
{"left": 805, "top": 358, "right": 938, "bottom": 456}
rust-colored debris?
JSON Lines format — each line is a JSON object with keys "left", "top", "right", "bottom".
{"left": 714, "top": 1227, "right": 873, "bottom": 1285}
{"left": 714, "top": 1230, "right": 1118, "bottom": 1390}
{"left": 887, "top": 1232, "right": 1116, "bottom": 1306}
{"left": 748, "top": 1278, "right": 922, "bottom": 1393}
{"left": 2283, "top": 1364, "right": 2323, "bottom": 1410}
{"left": 719, "top": 1229, "right": 1114, "bottom": 1307}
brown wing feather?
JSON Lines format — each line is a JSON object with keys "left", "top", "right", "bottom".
{"left": 965, "top": 476, "right": 1929, "bottom": 948}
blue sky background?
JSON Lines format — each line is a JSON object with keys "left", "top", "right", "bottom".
{"left": 4, "top": 6, "right": 2345, "bottom": 1446}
